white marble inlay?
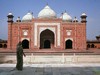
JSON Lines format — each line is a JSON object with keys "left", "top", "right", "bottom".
{"left": 66, "top": 30, "right": 72, "bottom": 36}
{"left": 39, "top": 27, "right": 55, "bottom": 34}
{"left": 23, "top": 30, "right": 28, "bottom": 36}
{"left": 21, "top": 38, "right": 30, "bottom": 41}
{"left": 65, "top": 38, "right": 73, "bottom": 41}
{"left": 67, "top": 32, "right": 71, "bottom": 36}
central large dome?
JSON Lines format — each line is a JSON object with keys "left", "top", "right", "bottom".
{"left": 38, "top": 5, "right": 56, "bottom": 19}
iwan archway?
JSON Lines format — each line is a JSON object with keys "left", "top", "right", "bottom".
{"left": 65, "top": 39, "right": 73, "bottom": 49}
{"left": 40, "top": 29, "right": 54, "bottom": 49}
{"left": 22, "top": 39, "right": 29, "bottom": 49}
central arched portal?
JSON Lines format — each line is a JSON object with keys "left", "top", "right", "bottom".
{"left": 65, "top": 39, "right": 73, "bottom": 49}
{"left": 40, "top": 29, "right": 54, "bottom": 49}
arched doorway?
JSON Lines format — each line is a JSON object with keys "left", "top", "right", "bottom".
{"left": 44, "top": 40, "right": 51, "bottom": 48}
{"left": 65, "top": 39, "right": 72, "bottom": 49}
{"left": 91, "top": 44, "right": 95, "bottom": 48}
{"left": 22, "top": 39, "right": 29, "bottom": 49}
{"left": 0, "top": 44, "right": 2, "bottom": 48}
{"left": 87, "top": 44, "right": 90, "bottom": 48}
{"left": 40, "top": 29, "right": 54, "bottom": 49}
{"left": 4, "top": 44, "right": 7, "bottom": 48}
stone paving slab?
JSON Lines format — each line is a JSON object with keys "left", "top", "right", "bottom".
{"left": 0, "top": 63, "right": 100, "bottom": 75}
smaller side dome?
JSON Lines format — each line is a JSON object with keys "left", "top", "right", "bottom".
{"left": 22, "top": 12, "right": 34, "bottom": 22}
{"left": 60, "top": 11, "right": 72, "bottom": 22}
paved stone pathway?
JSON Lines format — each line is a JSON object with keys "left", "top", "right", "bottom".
{"left": 0, "top": 64, "right": 100, "bottom": 75}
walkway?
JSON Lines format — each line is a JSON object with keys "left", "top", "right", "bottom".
{"left": 0, "top": 63, "right": 100, "bottom": 75}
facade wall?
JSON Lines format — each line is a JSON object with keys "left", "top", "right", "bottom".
{"left": 7, "top": 19, "right": 87, "bottom": 51}
{"left": 62, "top": 22, "right": 86, "bottom": 50}
{"left": 8, "top": 22, "right": 32, "bottom": 50}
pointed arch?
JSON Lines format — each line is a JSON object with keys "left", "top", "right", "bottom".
{"left": 65, "top": 39, "right": 73, "bottom": 49}
{"left": 40, "top": 29, "right": 54, "bottom": 49}
{"left": 87, "top": 44, "right": 90, "bottom": 48}
{"left": 22, "top": 39, "right": 29, "bottom": 49}
{"left": 4, "top": 44, "right": 7, "bottom": 48}
{"left": 91, "top": 44, "right": 95, "bottom": 48}
{"left": 0, "top": 44, "right": 2, "bottom": 48}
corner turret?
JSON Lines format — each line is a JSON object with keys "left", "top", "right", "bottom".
{"left": 81, "top": 13, "right": 87, "bottom": 23}
{"left": 16, "top": 17, "right": 21, "bottom": 22}
{"left": 7, "top": 12, "right": 14, "bottom": 22}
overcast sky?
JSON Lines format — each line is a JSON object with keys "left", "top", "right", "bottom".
{"left": 0, "top": 0, "right": 100, "bottom": 40}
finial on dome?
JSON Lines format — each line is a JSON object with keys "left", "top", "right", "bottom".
{"left": 46, "top": 3, "right": 48, "bottom": 5}
{"left": 22, "top": 12, "right": 34, "bottom": 22}
{"left": 28, "top": 10, "right": 31, "bottom": 13}
{"left": 61, "top": 12, "right": 63, "bottom": 15}
{"left": 38, "top": 4, "right": 56, "bottom": 19}
{"left": 27, "top": 11, "right": 33, "bottom": 15}
{"left": 65, "top": 10, "right": 66, "bottom": 13}
{"left": 60, "top": 11, "right": 72, "bottom": 22}
{"left": 17, "top": 17, "right": 20, "bottom": 20}
{"left": 31, "top": 12, "right": 33, "bottom": 15}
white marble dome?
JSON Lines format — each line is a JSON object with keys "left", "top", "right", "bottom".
{"left": 22, "top": 12, "right": 34, "bottom": 22}
{"left": 38, "top": 5, "right": 56, "bottom": 19}
{"left": 60, "top": 12, "right": 72, "bottom": 22}
{"left": 82, "top": 13, "right": 86, "bottom": 16}
{"left": 8, "top": 12, "right": 13, "bottom": 15}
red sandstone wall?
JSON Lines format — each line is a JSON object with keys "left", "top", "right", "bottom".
{"left": 7, "top": 19, "right": 86, "bottom": 51}
{"left": 62, "top": 22, "right": 86, "bottom": 50}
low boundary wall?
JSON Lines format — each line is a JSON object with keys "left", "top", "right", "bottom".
{"left": 0, "top": 53, "right": 100, "bottom": 64}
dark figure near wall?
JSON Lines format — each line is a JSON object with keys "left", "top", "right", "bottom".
{"left": 16, "top": 41, "right": 26, "bottom": 71}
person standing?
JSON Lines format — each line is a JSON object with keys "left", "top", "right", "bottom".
{"left": 16, "top": 41, "right": 26, "bottom": 70}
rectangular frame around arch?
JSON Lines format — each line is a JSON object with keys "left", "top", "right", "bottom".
{"left": 34, "top": 23, "right": 60, "bottom": 47}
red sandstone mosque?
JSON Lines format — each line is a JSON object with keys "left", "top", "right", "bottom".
{"left": 7, "top": 5, "right": 87, "bottom": 51}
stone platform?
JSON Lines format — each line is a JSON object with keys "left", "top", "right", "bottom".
{"left": 0, "top": 63, "right": 100, "bottom": 75}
